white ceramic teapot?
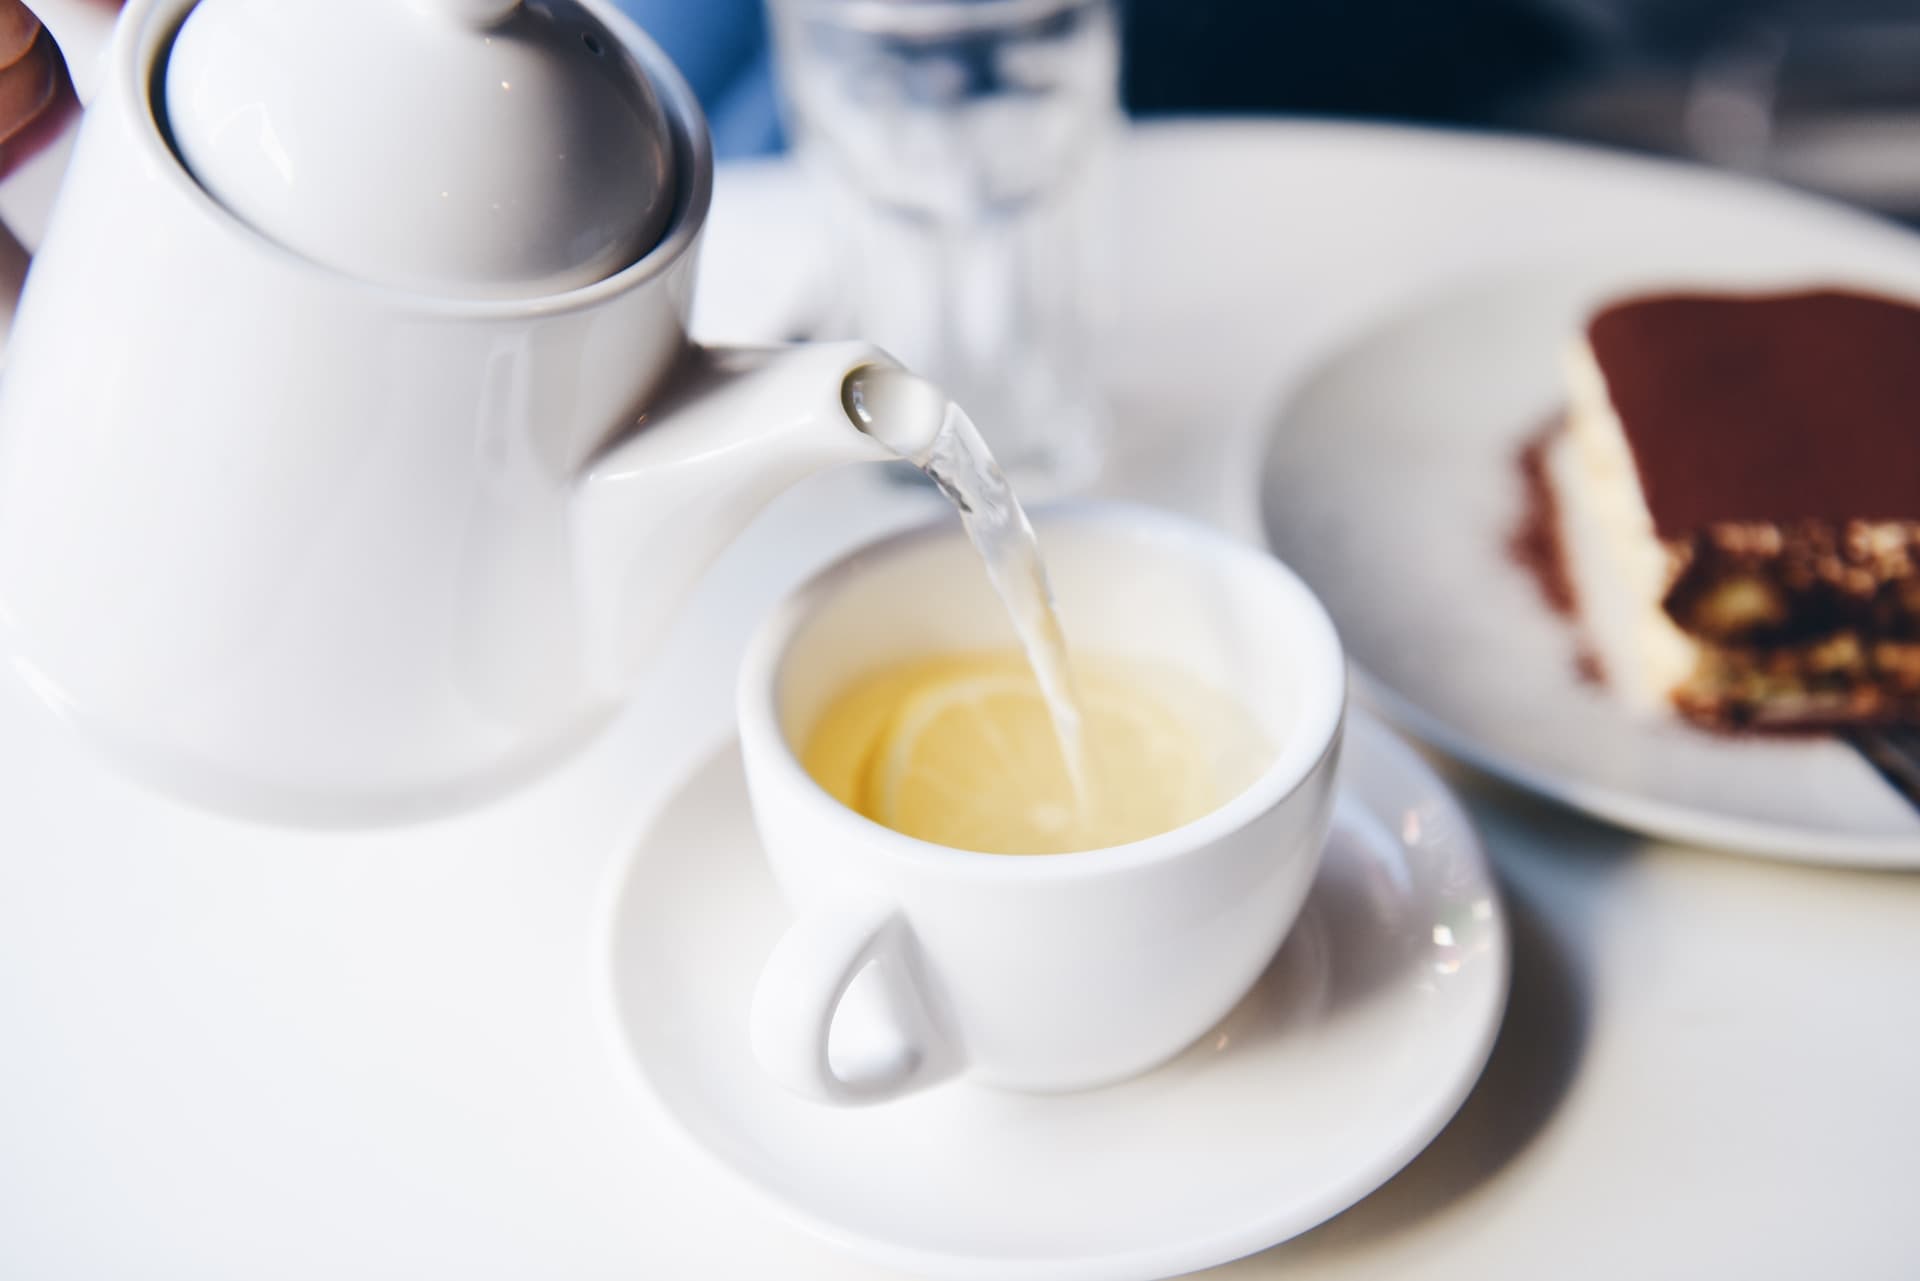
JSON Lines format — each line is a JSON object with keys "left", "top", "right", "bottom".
{"left": 0, "top": 0, "right": 906, "bottom": 824}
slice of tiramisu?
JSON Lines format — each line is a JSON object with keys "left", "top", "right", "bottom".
{"left": 1553, "top": 288, "right": 1920, "bottom": 730}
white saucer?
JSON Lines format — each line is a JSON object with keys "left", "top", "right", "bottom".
{"left": 601, "top": 711, "right": 1507, "bottom": 1281}
{"left": 1260, "top": 252, "right": 1920, "bottom": 867}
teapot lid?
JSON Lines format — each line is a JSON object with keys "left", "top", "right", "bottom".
{"left": 163, "top": 0, "right": 677, "bottom": 299}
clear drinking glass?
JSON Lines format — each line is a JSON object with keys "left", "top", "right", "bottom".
{"left": 766, "top": 0, "right": 1120, "bottom": 492}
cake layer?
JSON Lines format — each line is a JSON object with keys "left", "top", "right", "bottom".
{"left": 1677, "top": 631, "right": 1920, "bottom": 730}
{"left": 1586, "top": 289, "right": 1920, "bottom": 535}
{"left": 1554, "top": 351, "right": 1694, "bottom": 710}
{"left": 1663, "top": 519, "right": 1920, "bottom": 645}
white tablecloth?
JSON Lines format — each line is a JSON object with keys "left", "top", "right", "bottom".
{"left": 3, "top": 122, "right": 1916, "bottom": 1280}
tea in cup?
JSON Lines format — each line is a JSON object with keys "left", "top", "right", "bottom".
{"left": 739, "top": 504, "right": 1345, "bottom": 1103}
{"left": 803, "top": 650, "right": 1272, "bottom": 855}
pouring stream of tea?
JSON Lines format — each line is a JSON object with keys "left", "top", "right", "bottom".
{"left": 842, "top": 365, "right": 1088, "bottom": 800}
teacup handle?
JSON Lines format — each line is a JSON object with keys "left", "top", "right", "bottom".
{"left": 750, "top": 898, "right": 962, "bottom": 1106}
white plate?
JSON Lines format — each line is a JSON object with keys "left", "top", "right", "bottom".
{"left": 1260, "top": 254, "right": 1920, "bottom": 866}
{"left": 600, "top": 711, "right": 1508, "bottom": 1281}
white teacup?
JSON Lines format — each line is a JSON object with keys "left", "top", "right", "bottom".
{"left": 739, "top": 504, "right": 1345, "bottom": 1104}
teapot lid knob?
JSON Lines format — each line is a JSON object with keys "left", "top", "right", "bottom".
{"left": 162, "top": 0, "right": 678, "bottom": 300}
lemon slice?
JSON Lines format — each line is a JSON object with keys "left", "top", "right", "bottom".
{"left": 864, "top": 657, "right": 1217, "bottom": 855}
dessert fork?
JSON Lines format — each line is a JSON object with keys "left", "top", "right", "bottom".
{"left": 1849, "top": 729, "right": 1920, "bottom": 816}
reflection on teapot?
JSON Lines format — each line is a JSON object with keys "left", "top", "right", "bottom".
{"left": 0, "top": 0, "right": 902, "bottom": 824}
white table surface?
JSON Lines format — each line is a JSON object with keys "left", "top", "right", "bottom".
{"left": 4, "top": 121, "right": 1919, "bottom": 1281}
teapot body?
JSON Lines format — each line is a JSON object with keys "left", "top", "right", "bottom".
{"left": 0, "top": 0, "right": 721, "bottom": 822}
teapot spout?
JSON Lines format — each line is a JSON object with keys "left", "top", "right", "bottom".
{"left": 573, "top": 340, "right": 899, "bottom": 693}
